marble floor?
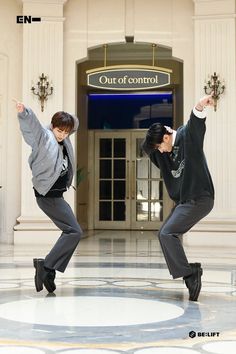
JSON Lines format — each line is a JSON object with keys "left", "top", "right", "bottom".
{"left": 0, "top": 230, "right": 236, "bottom": 353}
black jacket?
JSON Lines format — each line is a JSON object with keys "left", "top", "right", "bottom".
{"left": 149, "top": 111, "right": 214, "bottom": 203}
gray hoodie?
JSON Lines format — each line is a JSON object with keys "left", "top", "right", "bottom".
{"left": 18, "top": 107, "right": 79, "bottom": 196}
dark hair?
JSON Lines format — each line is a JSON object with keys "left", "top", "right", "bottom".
{"left": 142, "top": 123, "right": 172, "bottom": 155}
{"left": 51, "top": 111, "right": 74, "bottom": 132}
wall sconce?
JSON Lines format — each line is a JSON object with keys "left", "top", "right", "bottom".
{"left": 204, "top": 72, "right": 225, "bottom": 111}
{"left": 31, "top": 73, "right": 53, "bottom": 112}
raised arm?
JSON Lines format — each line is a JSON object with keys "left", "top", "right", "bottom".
{"left": 14, "top": 100, "right": 25, "bottom": 113}
{"left": 187, "top": 94, "right": 214, "bottom": 149}
{"left": 194, "top": 94, "right": 214, "bottom": 112}
{"left": 13, "top": 99, "right": 47, "bottom": 148}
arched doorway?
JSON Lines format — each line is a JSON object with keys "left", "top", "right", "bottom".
{"left": 76, "top": 42, "right": 183, "bottom": 230}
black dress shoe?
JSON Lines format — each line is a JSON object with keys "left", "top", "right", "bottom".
{"left": 33, "top": 258, "right": 46, "bottom": 292}
{"left": 44, "top": 269, "right": 56, "bottom": 293}
{"left": 184, "top": 263, "right": 203, "bottom": 301}
{"left": 33, "top": 258, "right": 56, "bottom": 293}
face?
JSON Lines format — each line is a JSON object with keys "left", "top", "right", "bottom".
{"left": 155, "top": 134, "right": 173, "bottom": 153}
{"left": 52, "top": 127, "right": 70, "bottom": 142}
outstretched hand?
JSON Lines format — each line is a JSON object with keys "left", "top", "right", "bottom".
{"left": 195, "top": 93, "right": 214, "bottom": 111}
{"left": 199, "top": 93, "right": 214, "bottom": 107}
{"left": 12, "top": 98, "right": 25, "bottom": 113}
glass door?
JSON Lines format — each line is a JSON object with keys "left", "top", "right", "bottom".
{"left": 94, "top": 131, "right": 172, "bottom": 229}
{"left": 130, "top": 132, "right": 171, "bottom": 229}
{"left": 94, "top": 132, "right": 131, "bottom": 229}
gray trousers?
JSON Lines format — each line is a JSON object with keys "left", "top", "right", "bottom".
{"left": 158, "top": 196, "right": 214, "bottom": 279}
{"left": 36, "top": 197, "right": 83, "bottom": 272}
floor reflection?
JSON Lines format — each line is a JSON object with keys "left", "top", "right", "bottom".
{"left": 0, "top": 230, "right": 235, "bottom": 353}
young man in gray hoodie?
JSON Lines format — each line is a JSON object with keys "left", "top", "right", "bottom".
{"left": 15, "top": 101, "right": 82, "bottom": 293}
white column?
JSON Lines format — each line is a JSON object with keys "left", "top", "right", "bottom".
{"left": 0, "top": 55, "right": 8, "bottom": 242}
{"left": 14, "top": 0, "right": 69, "bottom": 244}
{"left": 186, "top": 0, "right": 236, "bottom": 246}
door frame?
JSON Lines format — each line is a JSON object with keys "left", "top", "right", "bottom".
{"left": 76, "top": 42, "right": 183, "bottom": 230}
{"left": 94, "top": 131, "right": 131, "bottom": 229}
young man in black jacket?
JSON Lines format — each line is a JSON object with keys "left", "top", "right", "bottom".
{"left": 142, "top": 94, "right": 214, "bottom": 301}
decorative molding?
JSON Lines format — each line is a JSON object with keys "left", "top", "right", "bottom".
{"left": 191, "top": 219, "right": 236, "bottom": 232}
{"left": 21, "top": 0, "right": 68, "bottom": 4}
{"left": 193, "top": 0, "right": 236, "bottom": 16}
{"left": 193, "top": 14, "right": 236, "bottom": 19}
{"left": 41, "top": 16, "right": 65, "bottom": 22}
{"left": 14, "top": 216, "right": 59, "bottom": 231}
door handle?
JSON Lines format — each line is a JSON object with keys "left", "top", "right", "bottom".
{"left": 126, "top": 160, "right": 130, "bottom": 199}
{"left": 131, "top": 160, "right": 136, "bottom": 199}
